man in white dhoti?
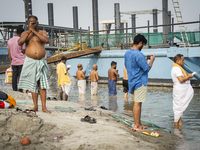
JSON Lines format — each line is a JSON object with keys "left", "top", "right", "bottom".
{"left": 171, "top": 54, "right": 194, "bottom": 126}
{"left": 89, "top": 64, "right": 99, "bottom": 95}
{"left": 76, "top": 64, "right": 86, "bottom": 94}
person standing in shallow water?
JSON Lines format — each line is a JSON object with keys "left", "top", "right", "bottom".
{"left": 108, "top": 61, "right": 119, "bottom": 95}
{"left": 57, "top": 56, "right": 71, "bottom": 101}
{"left": 76, "top": 64, "right": 86, "bottom": 94}
{"left": 89, "top": 64, "right": 99, "bottom": 95}
{"left": 124, "top": 34, "right": 155, "bottom": 131}
{"left": 18, "top": 15, "right": 50, "bottom": 113}
{"left": 171, "top": 54, "right": 194, "bottom": 126}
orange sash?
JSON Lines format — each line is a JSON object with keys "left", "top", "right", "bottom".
{"left": 173, "top": 63, "right": 187, "bottom": 77}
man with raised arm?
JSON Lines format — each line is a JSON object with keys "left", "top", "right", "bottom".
{"left": 89, "top": 64, "right": 99, "bottom": 95}
{"left": 171, "top": 54, "right": 194, "bottom": 126}
{"left": 76, "top": 64, "right": 86, "bottom": 94}
{"left": 108, "top": 61, "right": 119, "bottom": 95}
{"left": 18, "top": 15, "right": 50, "bottom": 113}
{"left": 124, "top": 34, "right": 155, "bottom": 131}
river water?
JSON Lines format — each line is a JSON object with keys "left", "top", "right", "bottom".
{"left": 0, "top": 70, "right": 200, "bottom": 150}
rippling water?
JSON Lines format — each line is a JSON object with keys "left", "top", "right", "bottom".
{"left": 1, "top": 67, "right": 200, "bottom": 150}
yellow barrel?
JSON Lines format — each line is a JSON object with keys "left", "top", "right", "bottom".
{"left": 73, "top": 42, "right": 80, "bottom": 50}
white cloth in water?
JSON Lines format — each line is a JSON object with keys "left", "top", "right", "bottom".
{"left": 78, "top": 80, "right": 86, "bottom": 94}
{"left": 91, "top": 82, "right": 98, "bottom": 95}
{"left": 61, "top": 83, "right": 71, "bottom": 95}
{"left": 171, "top": 67, "right": 194, "bottom": 122}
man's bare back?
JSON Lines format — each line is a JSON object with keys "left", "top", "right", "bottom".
{"left": 89, "top": 70, "right": 99, "bottom": 82}
{"left": 89, "top": 64, "right": 99, "bottom": 82}
{"left": 18, "top": 17, "right": 48, "bottom": 60}
{"left": 76, "top": 64, "right": 86, "bottom": 80}
{"left": 108, "top": 62, "right": 119, "bottom": 82}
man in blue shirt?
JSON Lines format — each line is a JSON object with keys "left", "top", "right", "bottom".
{"left": 124, "top": 34, "right": 155, "bottom": 131}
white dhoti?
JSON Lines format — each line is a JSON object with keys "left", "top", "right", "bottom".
{"left": 173, "top": 82, "right": 194, "bottom": 122}
{"left": 91, "top": 82, "right": 98, "bottom": 95}
{"left": 78, "top": 80, "right": 86, "bottom": 94}
{"left": 61, "top": 83, "right": 71, "bottom": 95}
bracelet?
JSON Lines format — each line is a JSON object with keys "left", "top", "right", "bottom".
{"left": 27, "top": 32, "right": 29, "bottom": 35}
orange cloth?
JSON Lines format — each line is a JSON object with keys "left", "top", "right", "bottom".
{"left": 7, "top": 95, "right": 16, "bottom": 107}
{"left": 173, "top": 63, "right": 187, "bottom": 77}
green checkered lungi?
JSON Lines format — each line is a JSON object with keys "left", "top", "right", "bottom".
{"left": 18, "top": 56, "right": 49, "bottom": 93}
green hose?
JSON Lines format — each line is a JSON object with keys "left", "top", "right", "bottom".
{"left": 111, "top": 114, "right": 171, "bottom": 133}
{"left": 55, "top": 106, "right": 76, "bottom": 112}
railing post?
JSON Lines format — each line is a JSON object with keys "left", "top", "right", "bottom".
{"left": 126, "top": 23, "right": 128, "bottom": 49}
{"left": 88, "top": 26, "right": 91, "bottom": 48}
{"left": 148, "top": 20, "right": 150, "bottom": 48}
{"left": 172, "top": 18, "right": 174, "bottom": 46}
{"left": 106, "top": 30, "right": 109, "bottom": 50}
{"left": 199, "top": 14, "right": 200, "bottom": 44}
{"left": 80, "top": 27, "right": 82, "bottom": 50}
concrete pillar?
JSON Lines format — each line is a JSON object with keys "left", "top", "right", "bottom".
{"left": 131, "top": 14, "right": 136, "bottom": 34}
{"left": 92, "top": 0, "right": 99, "bottom": 34}
{"left": 23, "top": 0, "right": 32, "bottom": 30}
{"left": 73, "top": 6, "right": 78, "bottom": 29}
{"left": 153, "top": 9, "right": 158, "bottom": 33}
{"left": 162, "top": 0, "right": 168, "bottom": 43}
{"left": 120, "top": 23, "right": 124, "bottom": 33}
{"left": 114, "top": 3, "right": 121, "bottom": 34}
{"left": 168, "top": 11, "right": 171, "bottom": 33}
{"left": 48, "top": 3, "right": 54, "bottom": 26}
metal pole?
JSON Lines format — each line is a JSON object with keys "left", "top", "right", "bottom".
{"left": 126, "top": 23, "right": 128, "bottom": 49}
{"left": 153, "top": 9, "right": 158, "bottom": 33}
{"left": 172, "top": 18, "right": 174, "bottom": 46}
{"left": 168, "top": 11, "right": 171, "bottom": 33}
{"left": 88, "top": 26, "right": 91, "bottom": 48}
{"left": 106, "top": 30, "right": 109, "bottom": 50}
{"left": 73, "top": 6, "right": 78, "bottom": 29}
{"left": 48, "top": 3, "right": 54, "bottom": 26}
{"left": 162, "top": 0, "right": 168, "bottom": 43}
{"left": 114, "top": 3, "right": 121, "bottom": 34}
{"left": 23, "top": 0, "right": 32, "bottom": 30}
{"left": 80, "top": 27, "right": 82, "bottom": 50}
{"left": 199, "top": 14, "right": 200, "bottom": 44}
{"left": 148, "top": 20, "right": 150, "bottom": 48}
{"left": 92, "top": 0, "right": 99, "bottom": 34}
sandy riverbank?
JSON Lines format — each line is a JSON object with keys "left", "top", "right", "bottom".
{"left": 0, "top": 90, "right": 179, "bottom": 150}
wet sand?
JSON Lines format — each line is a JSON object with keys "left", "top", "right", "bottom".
{"left": 0, "top": 90, "right": 178, "bottom": 150}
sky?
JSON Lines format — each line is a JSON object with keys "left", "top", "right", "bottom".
{"left": 0, "top": 0, "right": 200, "bottom": 33}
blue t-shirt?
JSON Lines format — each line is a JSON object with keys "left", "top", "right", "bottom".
{"left": 124, "top": 49, "right": 150, "bottom": 93}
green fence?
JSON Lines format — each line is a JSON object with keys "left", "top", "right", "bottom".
{"left": 62, "top": 31, "right": 200, "bottom": 49}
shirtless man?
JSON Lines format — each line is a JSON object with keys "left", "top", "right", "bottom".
{"left": 76, "top": 64, "right": 86, "bottom": 94}
{"left": 108, "top": 61, "right": 119, "bottom": 95}
{"left": 123, "top": 66, "right": 128, "bottom": 98}
{"left": 89, "top": 64, "right": 99, "bottom": 95}
{"left": 18, "top": 16, "right": 50, "bottom": 113}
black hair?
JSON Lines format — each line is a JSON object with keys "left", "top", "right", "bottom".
{"left": 17, "top": 27, "right": 24, "bottom": 34}
{"left": 174, "top": 54, "right": 183, "bottom": 63}
{"left": 28, "top": 15, "right": 38, "bottom": 21}
{"left": 133, "top": 34, "right": 147, "bottom": 45}
{"left": 61, "top": 56, "right": 67, "bottom": 61}
{"left": 77, "top": 64, "right": 82, "bottom": 68}
{"left": 111, "top": 61, "right": 117, "bottom": 66}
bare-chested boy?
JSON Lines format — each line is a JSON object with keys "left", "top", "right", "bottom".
{"left": 123, "top": 66, "right": 129, "bottom": 98}
{"left": 18, "top": 15, "right": 50, "bottom": 113}
{"left": 76, "top": 64, "right": 86, "bottom": 94}
{"left": 108, "top": 61, "right": 119, "bottom": 95}
{"left": 89, "top": 64, "right": 99, "bottom": 95}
